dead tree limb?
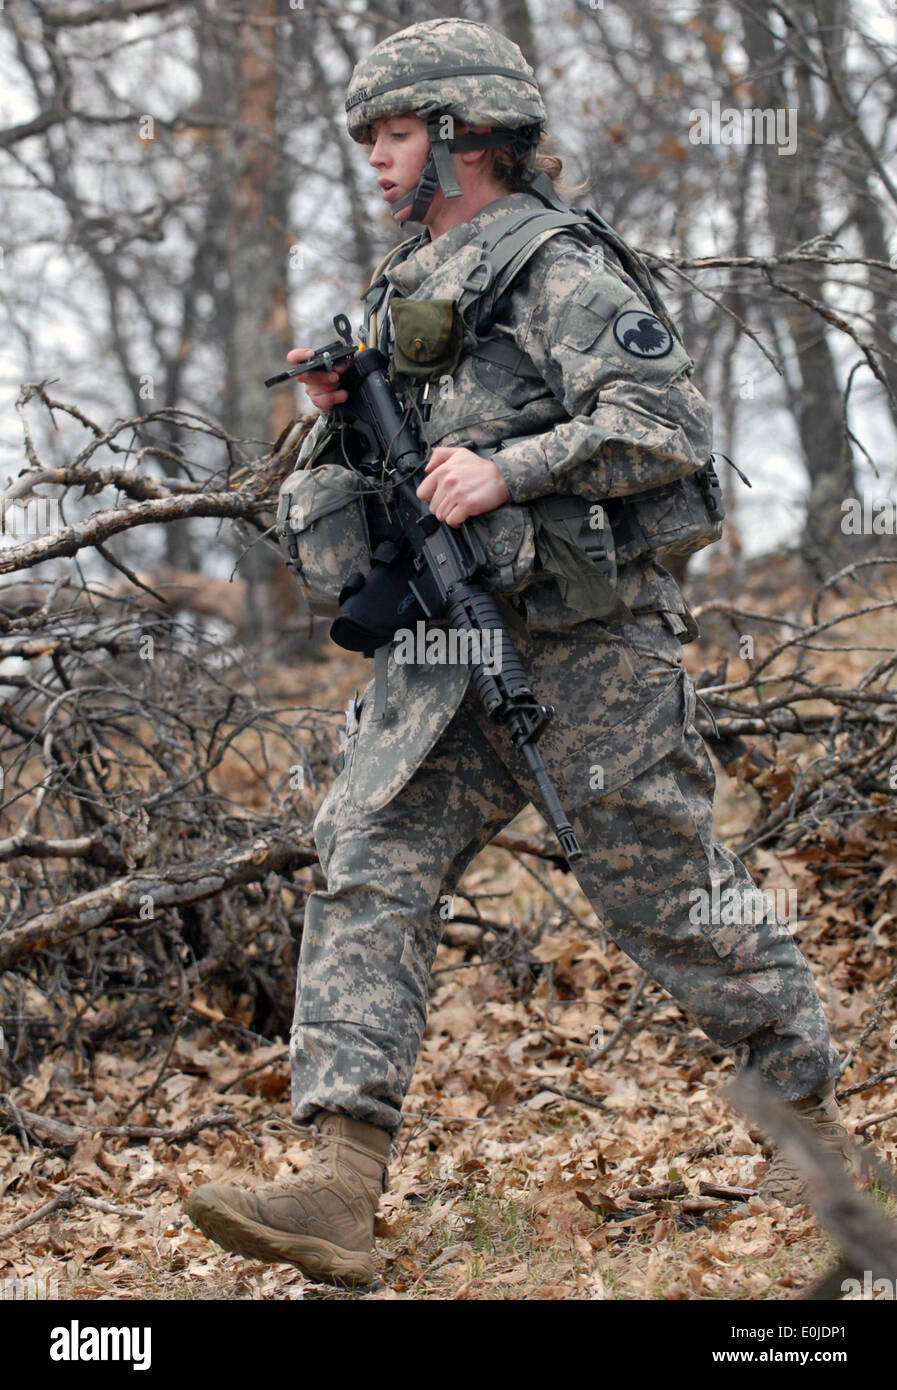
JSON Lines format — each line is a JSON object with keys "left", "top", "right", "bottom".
{"left": 0, "top": 834, "right": 315, "bottom": 973}
{"left": 0, "top": 1097, "right": 246, "bottom": 1148}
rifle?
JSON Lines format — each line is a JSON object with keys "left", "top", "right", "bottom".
{"left": 265, "top": 315, "right": 583, "bottom": 867}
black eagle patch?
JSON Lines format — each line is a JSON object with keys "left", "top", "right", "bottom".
{"left": 613, "top": 310, "right": 673, "bottom": 358}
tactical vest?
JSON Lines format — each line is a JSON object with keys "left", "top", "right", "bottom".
{"left": 360, "top": 173, "right": 731, "bottom": 572}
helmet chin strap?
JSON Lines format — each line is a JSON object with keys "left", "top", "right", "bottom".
{"left": 389, "top": 114, "right": 520, "bottom": 224}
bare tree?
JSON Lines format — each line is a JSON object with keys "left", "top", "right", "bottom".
{"left": 536, "top": 1, "right": 896, "bottom": 572}
{"left": 1, "top": 1, "right": 894, "bottom": 595}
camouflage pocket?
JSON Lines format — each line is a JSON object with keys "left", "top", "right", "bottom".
{"left": 276, "top": 462, "right": 371, "bottom": 615}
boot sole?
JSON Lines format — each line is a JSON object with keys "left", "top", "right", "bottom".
{"left": 187, "top": 1187, "right": 376, "bottom": 1288}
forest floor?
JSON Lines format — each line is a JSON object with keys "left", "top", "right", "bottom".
{"left": 2, "top": 548, "right": 896, "bottom": 1301}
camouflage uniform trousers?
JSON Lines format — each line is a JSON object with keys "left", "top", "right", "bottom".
{"left": 290, "top": 611, "right": 841, "bottom": 1137}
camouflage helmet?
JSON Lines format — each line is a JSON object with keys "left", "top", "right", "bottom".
{"left": 345, "top": 18, "right": 547, "bottom": 142}
{"left": 345, "top": 19, "right": 547, "bottom": 222}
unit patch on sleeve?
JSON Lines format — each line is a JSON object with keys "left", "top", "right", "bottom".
{"left": 613, "top": 311, "right": 673, "bottom": 358}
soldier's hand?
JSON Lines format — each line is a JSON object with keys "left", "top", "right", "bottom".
{"left": 416, "top": 446, "right": 510, "bottom": 526}
{"left": 285, "top": 347, "right": 350, "bottom": 411}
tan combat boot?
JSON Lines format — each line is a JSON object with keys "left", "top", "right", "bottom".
{"left": 186, "top": 1112, "right": 392, "bottom": 1286}
{"left": 757, "top": 1081, "right": 858, "bottom": 1206}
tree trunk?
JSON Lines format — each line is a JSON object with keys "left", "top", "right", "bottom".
{"left": 740, "top": 1, "right": 858, "bottom": 571}
{"left": 223, "top": 0, "right": 292, "bottom": 642}
{"left": 849, "top": 176, "right": 897, "bottom": 415}
{"left": 498, "top": 0, "right": 537, "bottom": 64}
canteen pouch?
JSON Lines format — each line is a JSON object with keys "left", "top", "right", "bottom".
{"left": 390, "top": 298, "right": 464, "bottom": 381}
{"left": 276, "top": 462, "right": 372, "bottom": 617}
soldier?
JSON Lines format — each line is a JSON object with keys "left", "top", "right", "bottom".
{"left": 187, "top": 19, "right": 855, "bottom": 1287}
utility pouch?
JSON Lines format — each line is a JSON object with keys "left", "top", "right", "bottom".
{"left": 468, "top": 502, "right": 537, "bottom": 594}
{"left": 467, "top": 490, "right": 632, "bottom": 621}
{"left": 529, "top": 495, "right": 633, "bottom": 622}
{"left": 276, "top": 462, "right": 372, "bottom": 617}
{"left": 607, "top": 461, "right": 725, "bottom": 565}
{"left": 390, "top": 298, "right": 464, "bottom": 380}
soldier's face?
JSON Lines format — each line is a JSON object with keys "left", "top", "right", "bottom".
{"left": 368, "top": 115, "right": 431, "bottom": 221}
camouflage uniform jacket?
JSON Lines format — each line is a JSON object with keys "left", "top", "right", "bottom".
{"left": 294, "top": 191, "right": 714, "bottom": 811}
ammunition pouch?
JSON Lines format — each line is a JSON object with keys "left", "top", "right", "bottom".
{"left": 461, "top": 434, "right": 630, "bottom": 619}
{"left": 466, "top": 502, "right": 537, "bottom": 594}
{"left": 528, "top": 496, "right": 632, "bottom": 622}
{"left": 465, "top": 491, "right": 631, "bottom": 623}
{"left": 463, "top": 459, "right": 724, "bottom": 618}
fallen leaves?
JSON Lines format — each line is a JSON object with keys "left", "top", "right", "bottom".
{"left": 2, "top": 573, "right": 896, "bottom": 1302}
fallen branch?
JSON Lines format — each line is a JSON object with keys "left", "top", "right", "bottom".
{"left": 537, "top": 1083, "right": 604, "bottom": 1111}
{"left": 0, "top": 1099, "right": 245, "bottom": 1147}
{"left": 0, "top": 1189, "right": 79, "bottom": 1238}
{"left": 0, "top": 492, "right": 268, "bottom": 577}
{"left": 855, "top": 1107, "right": 897, "bottom": 1135}
{"left": 0, "top": 1186, "right": 150, "bottom": 1240}
{"left": 81, "top": 1195, "right": 148, "bottom": 1220}
{"left": 218, "top": 1047, "right": 289, "bottom": 1094}
{"left": 0, "top": 833, "right": 128, "bottom": 869}
{"left": 837, "top": 1067, "right": 897, "bottom": 1100}
{"left": 627, "top": 1180, "right": 755, "bottom": 1203}
{"left": 0, "top": 834, "right": 315, "bottom": 973}
{"left": 590, "top": 972, "right": 649, "bottom": 1061}
{"left": 840, "top": 962, "right": 897, "bottom": 1076}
